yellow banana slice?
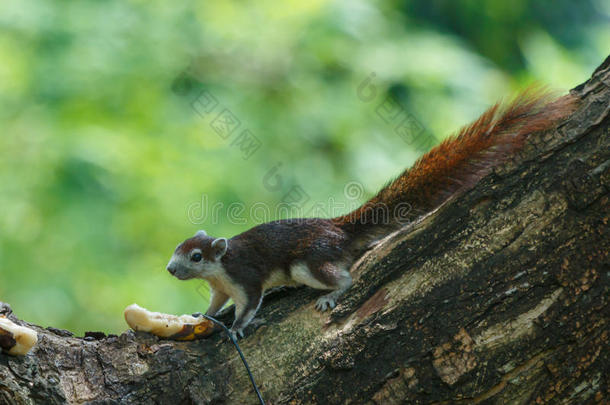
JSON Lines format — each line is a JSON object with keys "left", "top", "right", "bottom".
{"left": 0, "top": 316, "right": 38, "bottom": 356}
{"left": 124, "top": 304, "right": 216, "bottom": 340}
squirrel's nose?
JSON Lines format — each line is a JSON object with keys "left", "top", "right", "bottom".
{"left": 167, "top": 263, "right": 177, "bottom": 275}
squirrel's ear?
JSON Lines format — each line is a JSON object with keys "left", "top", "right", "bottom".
{"left": 211, "top": 238, "right": 228, "bottom": 260}
{"left": 195, "top": 230, "right": 207, "bottom": 237}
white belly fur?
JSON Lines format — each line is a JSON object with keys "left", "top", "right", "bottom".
{"left": 207, "top": 273, "right": 247, "bottom": 308}
{"left": 289, "top": 262, "right": 331, "bottom": 290}
{"left": 263, "top": 269, "right": 298, "bottom": 290}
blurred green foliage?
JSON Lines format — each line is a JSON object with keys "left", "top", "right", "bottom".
{"left": 0, "top": 0, "right": 608, "bottom": 335}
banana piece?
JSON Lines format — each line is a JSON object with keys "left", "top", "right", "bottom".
{"left": 124, "top": 304, "right": 216, "bottom": 340}
{"left": 0, "top": 316, "right": 38, "bottom": 356}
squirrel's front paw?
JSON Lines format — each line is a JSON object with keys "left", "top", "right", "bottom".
{"left": 228, "top": 327, "right": 245, "bottom": 341}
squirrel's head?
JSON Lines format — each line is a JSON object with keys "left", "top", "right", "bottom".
{"left": 166, "top": 230, "right": 228, "bottom": 280}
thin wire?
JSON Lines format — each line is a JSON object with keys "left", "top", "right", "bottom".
{"left": 199, "top": 314, "right": 265, "bottom": 405}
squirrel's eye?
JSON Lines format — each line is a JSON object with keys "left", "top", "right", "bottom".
{"left": 191, "top": 253, "right": 202, "bottom": 262}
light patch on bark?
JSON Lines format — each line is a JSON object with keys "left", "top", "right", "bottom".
{"left": 474, "top": 288, "right": 563, "bottom": 350}
{"left": 60, "top": 370, "right": 97, "bottom": 403}
{"left": 432, "top": 328, "right": 478, "bottom": 386}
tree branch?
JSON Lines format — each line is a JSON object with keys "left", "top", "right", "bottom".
{"left": 1, "top": 56, "right": 608, "bottom": 405}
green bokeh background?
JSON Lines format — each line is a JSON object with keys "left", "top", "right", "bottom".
{"left": 1, "top": 0, "right": 608, "bottom": 335}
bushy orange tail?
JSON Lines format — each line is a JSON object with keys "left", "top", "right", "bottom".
{"left": 333, "top": 89, "right": 577, "bottom": 249}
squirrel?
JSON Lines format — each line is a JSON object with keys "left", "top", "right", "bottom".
{"left": 166, "top": 89, "right": 577, "bottom": 339}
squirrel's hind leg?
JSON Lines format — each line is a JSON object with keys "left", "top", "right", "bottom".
{"left": 314, "top": 274, "right": 352, "bottom": 311}
{"left": 290, "top": 262, "right": 352, "bottom": 311}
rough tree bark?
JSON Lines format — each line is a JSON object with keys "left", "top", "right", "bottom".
{"left": 1, "top": 57, "right": 609, "bottom": 405}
